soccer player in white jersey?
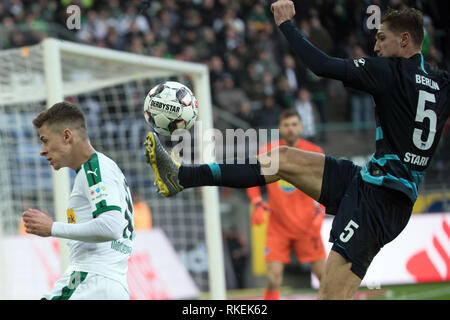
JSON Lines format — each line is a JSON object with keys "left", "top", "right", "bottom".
{"left": 22, "top": 101, "right": 134, "bottom": 300}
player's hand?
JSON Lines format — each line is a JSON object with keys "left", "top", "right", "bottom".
{"left": 270, "top": 0, "right": 296, "bottom": 26}
{"left": 22, "top": 208, "right": 54, "bottom": 237}
{"left": 251, "top": 201, "right": 270, "bottom": 226}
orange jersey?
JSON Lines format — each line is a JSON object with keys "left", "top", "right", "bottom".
{"left": 248, "top": 139, "right": 325, "bottom": 238}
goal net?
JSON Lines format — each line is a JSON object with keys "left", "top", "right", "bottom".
{"left": 0, "top": 39, "right": 225, "bottom": 299}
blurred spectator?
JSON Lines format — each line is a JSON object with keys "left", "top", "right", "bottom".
{"left": 132, "top": 189, "right": 152, "bottom": 230}
{"left": 151, "top": 42, "right": 168, "bottom": 59}
{"left": 242, "top": 63, "right": 264, "bottom": 101}
{"left": 233, "top": 43, "right": 252, "bottom": 67}
{"left": 167, "top": 31, "right": 183, "bottom": 57}
{"left": 304, "top": 15, "right": 333, "bottom": 142}
{"left": 223, "top": 225, "right": 249, "bottom": 289}
{"left": 105, "top": 26, "right": 124, "bottom": 51}
{"left": 309, "top": 11, "right": 333, "bottom": 54}
{"left": 254, "top": 50, "right": 281, "bottom": 80}
{"left": 10, "top": 31, "right": 26, "bottom": 47}
{"left": 282, "top": 54, "right": 299, "bottom": 92}
{"left": 224, "top": 26, "right": 241, "bottom": 52}
{"left": 196, "top": 27, "right": 220, "bottom": 61}
{"left": 199, "top": 0, "right": 216, "bottom": 27}
{"left": 117, "top": 6, "right": 149, "bottom": 37}
{"left": 142, "top": 30, "right": 156, "bottom": 55}
{"left": 253, "top": 21, "right": 279, "bottom": 60}
{"left": 182, "top": 7, "right": 203, "bottom": 30}
{"left": 261, "top": 72, "right": 276, "bottom": 97}
{"left": 177, "top": 45, "right": 197, "bottom": 62}
{"left": 236, "top": 100, "right": 258, "bottom": 128}
{"left": 129, "top": 36, "right": 144, "bottom": 55}
{"left": 256, "top": 95, "right": 280, "bottom": 129}
{"left": 209, "top": 55, "right": 226, "bottom": 88}
{"left": 305, "top": 67, "right": 328, "bottom": 142}
{"left": 77, "top": 9, "right": 97, "bottom": 43}
{"left": 224, "top": 53, "right": 242, "bottom": 86}
{"left": 295, "top": 88, "right": 316, "bottom": 141}
{"left": 216, "top": 8, "right": 245, "bottom": 46}
{"left": 246, "top": 2, "right": 269, "bottom": 32}
{"left": 124, "top": 20, "right": 145, "bottom": 48}
{"left": 8, "top": 0, "right": 24, "bottom": 18}
{"left": 152, "top": 9, "right": 175, "bottom": 42}
{"left": 214, "top": 74, "right": 249, "bottom": 115}
{"left": 275, "top": 75, "right": 296, "bottom": 109}
{"left": 183, "top": 27, "right": 199, "bottom": 47}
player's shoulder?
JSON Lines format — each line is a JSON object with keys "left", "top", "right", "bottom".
{"left": 427, "top": 64, "right": 450, "bottom": 83}
{"left": 96, "top": 152, "right": 115, "bottom": 168}
{"left": 348, "top": 56, "right": 397, "bottom": 79}
{"left": 380, "top": 55, "right": 449, "bottom": 88}
{"left": 80, "top": 152, "right": 122, "bottom": 182}
{"left": 350, "top": 55, "right": 394, "bottom": 68}
{"left": 420, "top": 61, "right": 450, "bottom": 95}
{"left": 96, "top": 152, "right": 124, "bottom": 177}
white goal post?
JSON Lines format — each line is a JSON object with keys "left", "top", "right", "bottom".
{"left": 0, "top": 38, "right": 226, "bottom": 299}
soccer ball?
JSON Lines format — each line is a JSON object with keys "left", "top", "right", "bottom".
{"left": 143, "top": 81, "right": 198, "bottom": 136}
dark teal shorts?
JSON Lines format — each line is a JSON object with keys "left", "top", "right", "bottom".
{"left": 319, "top": 156, "right": 413, "bottom": 279}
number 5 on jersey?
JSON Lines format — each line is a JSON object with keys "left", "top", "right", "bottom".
{"left": 340, "top": 220, "right": 359, "bottom": 243}
{"left": 413, "top": 90, "right": 436, "bottom": 150}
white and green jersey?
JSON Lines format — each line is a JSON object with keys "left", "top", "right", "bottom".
{"left": 66, "top": 152, "right": 134, "bottom": 287}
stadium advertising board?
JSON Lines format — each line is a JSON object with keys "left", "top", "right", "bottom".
{"left": 1, "top": 228, "right": 199, "bottom": 299}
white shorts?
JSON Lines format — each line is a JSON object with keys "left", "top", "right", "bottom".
{"left": 42, "top": 270, "right": 129, "bottom": 300}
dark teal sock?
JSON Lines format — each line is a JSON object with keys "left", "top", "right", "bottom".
{"left": 179, "top": 161, "right": 267, "bottom": 188}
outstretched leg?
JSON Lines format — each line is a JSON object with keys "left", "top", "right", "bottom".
{"left": 259, "top": 146, "right": 325, "bottom": 201}
{"left": 145, "top": 132, "right": 325, "bottom": 200}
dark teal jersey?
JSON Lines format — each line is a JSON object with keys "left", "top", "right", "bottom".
{"left": 279, "top": 21, "right": 450, "bottom": 203}
{"left": 343, "top": 54, "right": 450, "bottom": 202}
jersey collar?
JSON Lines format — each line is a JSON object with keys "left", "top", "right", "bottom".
{"left": 419, "top": 54, "right": 429, "bottom": 75}
{"left": 75, "top": 152, "right": 97, "bottom": 173}
{"left": 410, "top": 53, "right": 428, "bottom": 75}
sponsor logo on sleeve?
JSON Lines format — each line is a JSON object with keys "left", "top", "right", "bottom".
{"left": 66, "top": 208, "right": 76, "bottom": 224}
{"left": 89, "top": 182, "right": 108, "bottom": 203}
{"left": 353, "top": 58, "right": 366, "bottom": 67}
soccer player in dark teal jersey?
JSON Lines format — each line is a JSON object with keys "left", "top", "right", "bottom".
{"left": 145, "top": 2, "right": 450, "bottom": 299}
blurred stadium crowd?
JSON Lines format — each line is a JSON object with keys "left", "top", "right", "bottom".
{"left": 1, "top": 0, "right": 449, "bottom": 142}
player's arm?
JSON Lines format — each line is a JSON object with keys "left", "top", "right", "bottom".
{"left": 272, "top": 1, "right": 393, "bottom": 94}
{"left": 247, "top": 186, "right": 263, "bottom": 206}
{"left": 51, "top": 210, "right": 126, "bottom": 242}
{"left": 272, "top": 1, "right": 346, "bottom": 80}
{"left": 22, "top": 208, "right": 126, "bottom": 242}
{"left": 247, "top": 187, "right": 271, "bottom": 225}
{"left": 278, "top": 20, "right": 347, "bottom": 80}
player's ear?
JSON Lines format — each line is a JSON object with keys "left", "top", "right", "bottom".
{"left": 400, "top": 32, "right": 410, "bottom": 48}
{"left": 63, "top": 128, "right": 73, "bottom": 143}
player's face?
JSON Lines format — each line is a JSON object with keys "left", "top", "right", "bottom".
{"left": 374, "top": 23, "right": 402, "bottom": 57}
{"left": 279, "top": 116, "right": 303, "bottom": 145}
{"left": 38, "top": 124, "right": 71, "bottom": 170}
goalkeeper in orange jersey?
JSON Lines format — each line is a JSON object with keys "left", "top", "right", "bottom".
{"left": 247, "top": 109, "right": 326, "bottom": 300}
